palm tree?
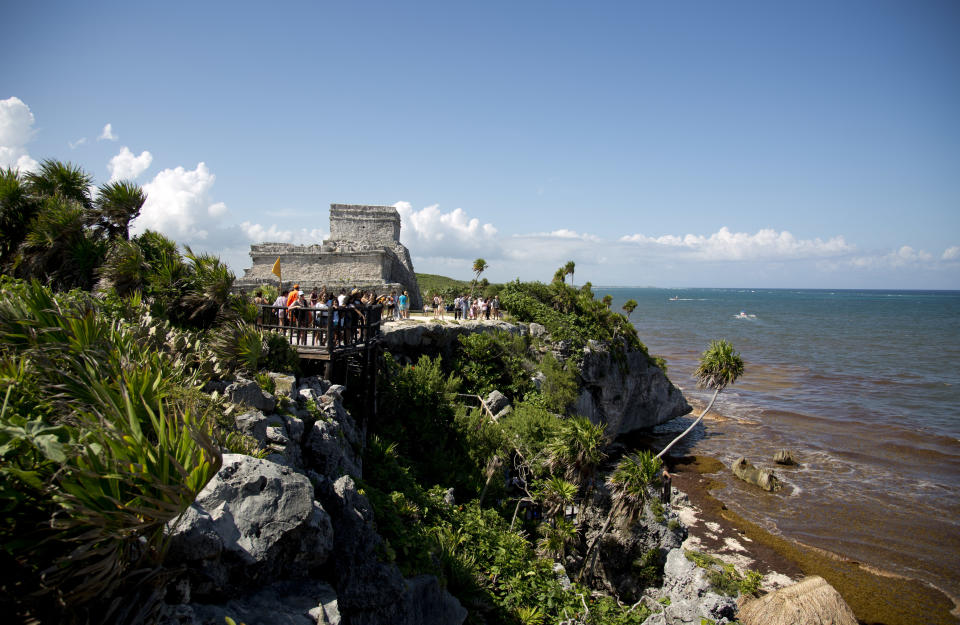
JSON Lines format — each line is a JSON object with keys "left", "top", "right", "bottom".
{"left": 471, "top": 258, "right": 488, "bottom": 295}
{"left": 93, "top": 180, "right": 146, "bottom": 240}
{"left": 0, "top": 167, "right": 40, "bottom": 268}
{"left": 545, "top": 416, "right": 607, "bottom": 488}
{"left": 656, "top": 339, "right": 744, "bottom": 459}
{"left": 622, "top": 299, "right": 638, "bottom": 321}
{"left": 601, "top": 294, "right": 613, "bottom": 309}
{"left": 538, "top": 475, "right": 578, "bottom": 520}
{"left": 564, "top": 260, "right": 575, "bottom": 286}
{"left": 579, "top": 450, "right": 662, "bottom": 580}
{"left": 24, "top": 159, "right": 93, "bottom": 210}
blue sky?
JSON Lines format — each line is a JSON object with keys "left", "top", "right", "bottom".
{"left": 3, "top": 0, "right": 959, "bottom": 289}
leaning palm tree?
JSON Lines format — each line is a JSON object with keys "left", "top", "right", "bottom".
{"left": 471, "top": 258, "right": 488, "bottom": 295}
{"left": 622, "top": 299, "right": 638, "bottom": 321}
{"left": 579, "top": 450, "right": 662, "bottom": 580}
{"left": 656, "top": 339, "right": 744, "bottom": 459}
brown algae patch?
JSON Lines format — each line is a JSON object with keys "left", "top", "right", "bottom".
{"left": 670, "top": 455, "right": 958, "bottom": 625}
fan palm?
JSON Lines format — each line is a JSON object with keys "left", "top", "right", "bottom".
{"left": 24, "top": 159, "right": 94, "bottom": 210}
{"left": 622, "top": 299, "right": 638, "bottom": 321}
{"left": 471, "top": 258, "right": 488, "bottom": 296}
{"left": 579, "top": 450, "right": 662, "bottom": 580}
{"left": 656, "top": 339, "right": 744, "bottom": 459}
{"left": 545, "top": 416, "right": 607, "bottom": 487}
{"left": 94, "top": 180, "right": 146, "bottom": 240}
{"left": 0, "top": 167, "right": 40, "bottom": 267}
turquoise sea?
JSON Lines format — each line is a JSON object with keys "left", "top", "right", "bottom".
{"left": 604, "top": 287, "right": 960, "bottom": 605}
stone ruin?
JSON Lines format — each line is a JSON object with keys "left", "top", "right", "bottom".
{"left": 236, "top": 204, "right": 422, "bottom": 308}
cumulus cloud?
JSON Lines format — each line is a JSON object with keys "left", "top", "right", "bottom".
{"left": 108, "top": 146, "right": 153, "bottom": 182}
{"left": 98, "top": 123, "right": 117, "bottom": 141}
{"left": 132, "top": 162, "right": 227, "bottom": 241}
{"left": 0, "top": 96, "right": 39, "bottom": 172}
{"left": 620, "top": 227, "right": 854, "bottom": 261}
{"left": 942, "top": 246, "right": 960, "bottom": 261}
{"left": 394, "top": 201, "right": 498, "bottom": 258}
{"left": 238, "top": 221, "right": 326, "bottom": 244}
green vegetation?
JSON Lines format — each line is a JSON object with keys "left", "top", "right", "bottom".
{"left": 684, "top": 550, "right": 763, "bottom": 597}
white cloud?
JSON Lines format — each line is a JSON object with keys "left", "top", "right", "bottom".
{"left": 620, "top": 227, "right": 854, "bottom": 261}
{"left": 68, "top": 137, "right": 87, "bottom": 150}
{"left": 239, "top": 221, "right": 326, "bottom": 244}
{"left": 942, "top": 246, "right": 960, "bottom": 261}
{"left": 394, "top": 201, "right": 498, "bottom": 258}
{"left": 98, "top": 123, "right": 117, "bottom": 141}
{"left": 849, "top": 245, "right": 934, "bottom": 269}
{"left": 132, "top": 162, "right": 227, "bottom": 241}
{"left": 0, "top": 96, "right": 39, "bottom": 173}
{"left": 107, "top": 146, "right": 153, "bottom": 182}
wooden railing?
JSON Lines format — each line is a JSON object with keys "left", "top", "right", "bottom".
{"left": 255, "top": 304, "right": 383, "bottom": 356}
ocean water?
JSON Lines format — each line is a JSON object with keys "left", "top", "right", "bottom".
{"left": 603, "top": 287, "right": 960, "bottom": 604}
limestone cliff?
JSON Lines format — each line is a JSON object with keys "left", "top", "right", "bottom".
{"left": 380, "top": 320, "right": 691, "bottom": 437}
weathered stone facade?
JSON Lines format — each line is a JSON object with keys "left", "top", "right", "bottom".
{"left": 237, "top": 204, "right": 422, "bottom": 308}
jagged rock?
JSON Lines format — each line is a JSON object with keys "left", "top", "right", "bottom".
{"left": 165, "top": 454, "right": 333, "bottom": 597}
{"left": 305, "top": 419, "right": 362, "bottom": 479}
{"left": 528, "top": 322, "right": 548, "bottom": 338}
{"left": 486, "top": 390, "right": 510, "bottom": 415}
{"left": 773, "top": 449, "right": 798, "bottom": 465}
{"left": 268, "top": 372, "right": 298, "bottom": 399}
{"left": 283, "top": 414, "right": 305, "bottom": 443}
{"left": 574, "top": 342, "right": 691, "bottom": 437}
{"left": 158, "top": 579, "right": 338, "bottom": 625}
{"left": 235, "top": 409, "right": 269, "bottom": 444}
{"left": 583, "top": 487, "right": 685, "bottom": 602}
{"left": 225, "top": 377, "right": 276, "bottom": 412}
{"left": 494, "top": 405, "right": 513, "bottom": 419}
{"left": 732, "top": 457, "right": 783, "bottom": 492}
{"left": 403, "top": 575, "right": 468, "bottom": 625}
{"left": 738, "top": 576, "right": 858, "bottom": 625}
{"left": 314, "top": 476, "right": 466, "bottom": 625}
{"left": 645, "top": 548, "right": 737, "bottom": 625}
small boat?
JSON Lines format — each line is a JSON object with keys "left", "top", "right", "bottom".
{"left": 669, "top": 295, "right": 679, "bottom": 301}
{"left": 734, "top": 311, "right": 749, "bottom": 319}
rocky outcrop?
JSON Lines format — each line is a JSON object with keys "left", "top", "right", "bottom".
{"left": 165, "top": 454, "right": 334, "bottom": 597}
{"left": 732, "top": 457, "right": 783, "bottom": 492}
{"left": 163, "top": 375, "right": 466, "bottom": 625}
{"left": 380, "top": 319, "right": 521, "bottom": 363}
{"left": 773, "top": 449, "right": 798, "bottom": 465}
{"left": 574, "top": 342, "right": 691, "bottom": 437}
{"left": 644, "top": 549, "right": 739, "bottom": 625}
{"left": 382, "top": 321, "right": 691, "bottom": 437}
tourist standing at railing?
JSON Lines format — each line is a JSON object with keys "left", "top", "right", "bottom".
{"left": 287, "top": 284, "right": 301, "bottom": 308}
{"left": 398, "top": 291, "right": 408, "bottom": 319}
{"left": 273, "top": 290, "right": 288, "bottom": 326}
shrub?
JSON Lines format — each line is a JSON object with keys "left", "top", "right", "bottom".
{"left": 457, "top": 330, "right": 535, "bottom": 401}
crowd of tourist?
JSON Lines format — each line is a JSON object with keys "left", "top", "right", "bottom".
{"left": 431, "top": 294, "right": 500, "bottom": 320}
{"left": 251, "top": 285, "right": 503, "bottom": 347}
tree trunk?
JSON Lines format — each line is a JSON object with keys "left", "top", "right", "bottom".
{"left": 577, "top": 505, "right": 617, "bottom": 582}
{"left": 655, "top": 387, "right": 720, "bottom": 460}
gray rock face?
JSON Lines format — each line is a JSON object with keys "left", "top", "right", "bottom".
{"left": 304, "top": 391, "right": 362, "bottom": 479}
{"left": 574, "top": 343, "right": 691, "bottom": 437}
{"left": 225, "top": 377, "right": 277, "bottom": 412}
{"left": 646, "top": 548, "right": 738, "bottom": 625}
{"left": 268, "top": 372, "right": 298, "bottom": 399}
{"left": 732, "top": 457, "right": 783, "bottom": 492}
{"left": 486, "top": 389, "right": 510, "bottom": 415}
{"left": 380, "top": 319, "right": 521, "bottom": 363}
{"left": 583, "top": 488, "right": 685, "bottom": 602}
{"left": 158, "top": 579, "right": 338, "bottom": 625}
{"left": 166, "top": 454, "right": 333, "bottom": 597}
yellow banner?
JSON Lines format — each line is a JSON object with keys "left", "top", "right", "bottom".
{"left": 271, "top": 257, "right": 282, "bottom": 279}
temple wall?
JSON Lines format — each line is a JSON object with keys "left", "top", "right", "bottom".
{"left": 330, "top": 204, "right": 400, "bottom": 245}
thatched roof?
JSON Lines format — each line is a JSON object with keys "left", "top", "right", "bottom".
{"left": 739, "top": 576, "right": 858, "bottom": 625}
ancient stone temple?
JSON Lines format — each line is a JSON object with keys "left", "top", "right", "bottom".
{"left": 237, "top": 204, "right": 422, "bottom": 308}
